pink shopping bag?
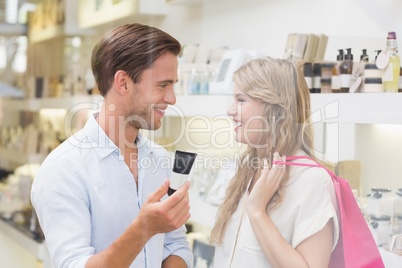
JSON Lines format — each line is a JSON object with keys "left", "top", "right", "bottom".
{"left": 273, "top": 156, "right": 385, "bottom": 268}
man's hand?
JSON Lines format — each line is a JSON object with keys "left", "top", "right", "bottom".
{"left": 135, "top": 178, "right": 191, "bottom": 238}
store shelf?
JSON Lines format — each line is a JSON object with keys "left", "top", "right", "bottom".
{"left": 166, "top": 95, "right": 233, "bottom": 118}
{"left": 78, "top": 0, "right": 167, "bottom": 29}
{"left": 310, "top": 93, "right": 402, "bottom": 125}
{"left": 0, "top": 148, "right": 46, "bottom": 165}
{"left": 3, "top": 93, "right": 401, "bottom": 124}
{"left": 3, "top": 95, "right": 103, "bottom": 112}
{"left": 0, "top": 22, "right": 27, "bottom": 36}
{"left": 166, "top": 0, "right": 215, "bottom": 5}
{"left": 27, "top": 0, "right": 96, "bottom": 43}
{"left": 0, "top": 219, "right": 47, "bottom": 261}
{"left": 169, "top": 93, "right": 402, "bottom": 124}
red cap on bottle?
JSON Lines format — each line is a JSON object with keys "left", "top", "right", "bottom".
{"left": 387, "top": 32, "right": 397, "bottom": 39}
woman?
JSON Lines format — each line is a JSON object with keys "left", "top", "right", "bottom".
{"left": 211, "top": 57, "right": 339, "bottom": 268}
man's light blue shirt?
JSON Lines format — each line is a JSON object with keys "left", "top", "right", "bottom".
{"left": 31, "top": 114, "right": 192, "bottom": 268}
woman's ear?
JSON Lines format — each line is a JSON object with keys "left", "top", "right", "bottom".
{"left": 114, "top": 70, "right": 129, "bottom": 95}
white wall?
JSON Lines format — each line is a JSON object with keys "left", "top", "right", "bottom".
{"left": 159, "top": 0, "right": 402, "bottom": 60}
{"left": 356, "top": 124, "right": 402, "bottom": 195}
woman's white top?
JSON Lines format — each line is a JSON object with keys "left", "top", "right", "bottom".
{"left": 214, "top": 154, "right": 339, "bottom": 268}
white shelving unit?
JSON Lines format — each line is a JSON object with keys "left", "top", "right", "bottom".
{"left": 166, "top": 95, "right": 234, "bottom": 118}
{"left": 4, "top": 93, "right": 401, "bottom": 124}
{"left": 310, "top": 93, "right": 402, "bottom": 125}
{"left": 0, "top": 148, "right": 45, "bottom": 166}
{"left": 0, "top": 220, "right": 48, "bottom": 262}
{"left": 171, "top": 93, "right": 402, "bottom": 125}
{"left": 3, "top": 95, "right": 103, "bottom": 112}
{"left": 166, "top": 0, "right": 215, "bottom": 5}
{"left": 2, "top": 93, "right": 400, "bottom": 167}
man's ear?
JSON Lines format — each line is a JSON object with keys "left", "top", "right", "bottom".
{"left": 114, "top": 70, "right": 129, "bottom": 95}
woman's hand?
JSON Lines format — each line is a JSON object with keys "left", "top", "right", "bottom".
{"left": 247, "top": 152, "right": 286, "bottom": 216}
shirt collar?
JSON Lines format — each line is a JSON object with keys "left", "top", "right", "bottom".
{"left": 84, "top": 113, "right": 153, "bottom": 160}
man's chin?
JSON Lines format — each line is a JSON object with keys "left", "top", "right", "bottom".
{"left": 142, "top": 122, "right": 161, "bottom": 131}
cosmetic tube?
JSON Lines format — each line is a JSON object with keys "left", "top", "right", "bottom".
{"left": 168, "top": 150, "right": 197, "bottom": 196}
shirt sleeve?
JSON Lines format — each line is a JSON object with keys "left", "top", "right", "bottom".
{"left": 31, "top": 158, "right": 93, "bottom": 268}
{"left": 163, "top": 225, "right": 193, "bottom": 268}
{"left": 291, "top": 167, "right": 339, "bottom": 250}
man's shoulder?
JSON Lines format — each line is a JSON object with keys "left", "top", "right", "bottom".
{"left": 45, "top": 129, "right": 89, "bottom": 162}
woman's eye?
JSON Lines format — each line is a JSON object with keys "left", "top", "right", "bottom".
{"left": 237, "top": 98, "right": 245, "bottom": 103}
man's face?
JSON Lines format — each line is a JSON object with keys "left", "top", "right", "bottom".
{"left": 125, "top": 51, "right": 178, "bottom": 130}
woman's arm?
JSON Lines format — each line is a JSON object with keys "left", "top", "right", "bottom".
{"left": 248, "top": 210, "right": 333, "bottom": 268}
{"left": 246, "top": 154, "right": 334, "bottom": 267}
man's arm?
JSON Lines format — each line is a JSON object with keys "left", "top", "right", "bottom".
{"left": 85, "top": 179, "right": 191, "bottom": 267}
{"left": 162, "top": 255, "right": 187, "bottom": 268}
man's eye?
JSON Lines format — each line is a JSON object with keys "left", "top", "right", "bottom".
{"left": 159, "top": 84, "right": 168, "bottom": 88}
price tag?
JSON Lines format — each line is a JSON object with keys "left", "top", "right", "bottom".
{"left": 376, "top": 51, "right": 389, "bottom": 69}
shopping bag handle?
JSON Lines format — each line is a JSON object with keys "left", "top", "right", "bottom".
{"left": 273, "top": 155, "right": 336, "bottom": 177}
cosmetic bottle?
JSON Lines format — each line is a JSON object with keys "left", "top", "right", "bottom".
{"left": 340, "top": 48, "right": 354, "bottom": 93}
{"left": 377, "top": 32, "right": 400, "bottom": 93}
{"left": 394, "top": 189, "right": 402, "bottom": 218}
{"left": 350, "top": 49, "right": 369, "bottom": 93}
{"left": 55, "top": 76, "right": 64, "bottom": 98}
{"left": 320, "top": 63, "right": 332, "bottom": 94}
{"left": 364, "top": 50, "right": 383, "bottom": 93}
{"left": 303, "top": 62, "right": 313, "bottom": 93}
{"left": 320, "top": 78, "right": 331, "bottom": 93}
{"left": 312, "top": 63, "right": 321, "bottom": 93}
{"left": 331, "top": 49, "right": 343, "bottom": 93}
{"left": 168, "top": 150, "right": 197, "bottom": 196}
{"left": 321, "top": 63, "right": 333, "bottom": 79}
{"left": 399, "top": 66, "right": 402, "bottom": 92}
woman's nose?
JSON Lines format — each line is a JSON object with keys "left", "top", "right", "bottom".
{"left": 227, "top": 102, "right": 237, "bottom": 116}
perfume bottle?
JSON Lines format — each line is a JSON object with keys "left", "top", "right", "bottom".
{"left": 303, "top": 62, "right": 313, "bottom": 93}
{"left": 350, "top": 49, "right": 369, "bottom": 93}
{"left": 377, "top": 32, "right": 400, "bottom": 93}
{"left": 340, "top": 48, "right": 354, "bottom": 93}
{"left": 331, "top": 49, "right": 343, "bottom": 93}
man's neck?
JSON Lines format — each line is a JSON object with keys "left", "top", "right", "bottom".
{"left": 96, "top": 104, "right": 139, "bottom": 152}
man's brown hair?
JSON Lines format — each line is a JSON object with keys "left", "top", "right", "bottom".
{"left": 91, "top": 23, "right": 182, "bottom": 96}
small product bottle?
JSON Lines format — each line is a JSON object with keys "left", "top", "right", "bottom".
{"left": 399, "top": 66, "right": 402, "bottom": 92}
{"left": 320, "top": 78, "right": 332, "bottom": 93}
{"left": 55, "top": 76, "right": 64, "bottom": 98}
{"left": 364, "top": 50, "right": 383, "bottom": 93}
{"left": 312, "top": 63, "right": 321, "bottom": 93}
{"left": 350, "top": 49, "right": 369, "bottom": 93}
{"left": 303, "top": 62, "right": 313, "bottom": 93}
{"left": 321, "top": 63, "right": 333, "bottom": 79}
{"left": 377, "top": 32, "right": 400, "bottom": 93}
{"left": 340, "top": 48, "right": 354, "bottom": 93}
{"left": 320, "top": 63, "right": 333, "bottom": 94}
{"left": 331, "top": 49, "right": 343, "bottom": 93}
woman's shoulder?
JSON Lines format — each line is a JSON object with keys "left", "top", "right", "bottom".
{"left": 286, "top": 154, "right": 333, "bottom": 189}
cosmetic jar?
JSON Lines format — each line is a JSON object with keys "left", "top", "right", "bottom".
{"left": 364, "top": 78, "right": 383, "bottom": 93}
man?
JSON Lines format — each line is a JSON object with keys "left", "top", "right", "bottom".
{"left": 31, "top": 24, "right": 192, "bottom": 268}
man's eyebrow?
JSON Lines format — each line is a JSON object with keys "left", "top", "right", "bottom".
{"left": 158, "top": 79, "right": 179, "bottom": 84}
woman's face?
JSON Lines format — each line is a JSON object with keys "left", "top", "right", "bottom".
{"left": 227, "top": 85, "right": 268, "bottom": 147}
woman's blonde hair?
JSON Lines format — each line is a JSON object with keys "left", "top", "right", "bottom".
{"left": 210, "top": 57, "right": 314, "bottom": 244}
